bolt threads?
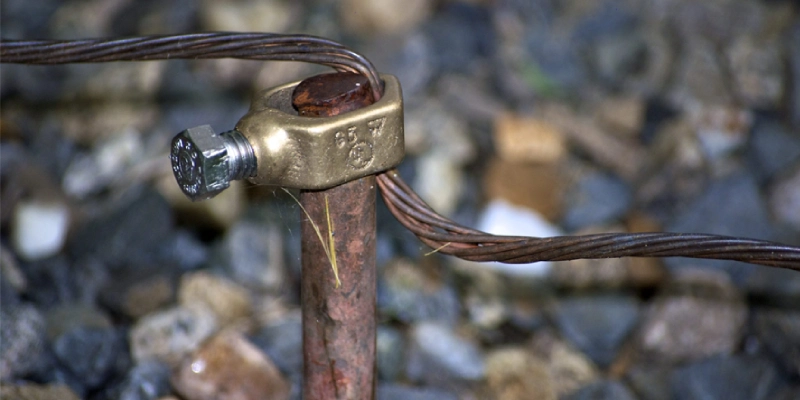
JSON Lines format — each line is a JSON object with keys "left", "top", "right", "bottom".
{"left": 221, "top": 130, "right": 256, "bottom": 181}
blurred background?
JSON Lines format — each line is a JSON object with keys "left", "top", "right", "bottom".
{"left": 1, "top": 0, "right": 800, "bottom": 399}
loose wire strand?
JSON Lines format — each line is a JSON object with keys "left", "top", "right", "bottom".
{"left": 2, "top": 32, "right": 799, "bottom": 271}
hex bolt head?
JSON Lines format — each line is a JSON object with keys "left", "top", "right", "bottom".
{"left": 170, "top": 125, "right": 255, "bottom": 201}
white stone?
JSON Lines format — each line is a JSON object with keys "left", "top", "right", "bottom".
{"left": 12, "top": 201, "right": 70, "bottom": 261}
{"left": 474, "top": 199, "right": 563, "bottom": 277}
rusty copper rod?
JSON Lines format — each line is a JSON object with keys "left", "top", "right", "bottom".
{"left": 293, "top": 73, "right": 377, "bottom": 400}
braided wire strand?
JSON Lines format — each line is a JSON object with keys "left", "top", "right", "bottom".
{"left": 2, "top": 33, "right": 799, "bottom": 271}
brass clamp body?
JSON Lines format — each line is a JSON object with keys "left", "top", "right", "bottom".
{"left": 170, "top": 74, "right": 404, "bottom": 200}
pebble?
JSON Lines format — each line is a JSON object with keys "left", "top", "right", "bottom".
{"left": 748, "top": 119, "right": 800, "bottom": 181}
{"left": 769, "top": 163, "right": 800, "bottom": 231}
{"left": 540, "top": 104, "right": 645, "bottom": 180}
{"left": 671, "top": 355, "right": 786, "bottom": 400}
{"left": 624, "top": 364, "right": 672, "bottom": 400}
{"left": 340, "top": 0, "right": 432, "bottom": 35}
{"left": 669, "top": 41, "right": 733, "bottom": 106}
{"left": 101, "top": 273, "right": 175, "bottom": 320}
{"left": 727, "top": 35, "right": 784, "bottom": 108}
{"left": 485, "top": 348, "right": 556, "bottom": 400}
{"left": 1, "top": 244, "right": 27, "bottom": 296}
{"left": 217, "top": 221, "right": 286, "bottom": 292}
{"left": 156, "top": 170, "right": 246, "bottom": 232}
{"left": 178, "top": 272, "right": 252, "bottom": 327}
{"left": 11, "top": 200, "right": 70, "bottom": 261}
{"left": 377, "top": 326, "right": 406, "bottom": 381}
{"left": 666, "top": 172, "right": 778, "bottom": 282}
{"left": 493, "top": 113, "right": 567, "bottom": 164}
{"left": 129, "top": 305, "right": 218, "bottom": 367}
{"left": 688, "top": 104, "right": 753, "bottom": 161}
{"left": 44, "top": 303, "right": 112, "bottom": 340}
{"left": 549, "top": 257, "right": 630, "bottom": 290}
{"left": 424, "top": 2, "right": 495, "bottom": 74}
{"left": 567, "top": 380, "right": 637, "bottom": 400}
{"left": 744, "top": 266, "right": 800, "bottom": 308}
{"left": 249, "top": 312, "right": 303, "bottom": 377}
{"left": 67, "top": 62, "right": 165, "bottom": 101}
{"left": 0, "top": 303, "right": 46, "bottom": 380}
{"left": 529, "top": 330, "right": 599, "bottom": 397}
{"left": 407, "top": 100, "right": 474, "bottom": 216}
{"left": 471, "top": 199, "right": 563, "bottom": 276}
{"left": 792, "top": 21, "right": 800, "bottom": 127}
{"left": 753, "top": 309, "right": 800, "bottom": 376}
{"left": 0, "top": 383, "right": 81, "bottom": 400}
{"left": 62, "top": 128, "right": 144, "bottom": 198}
{"left": 69, "top": 187, "right": 174, "bottom": 271}
{"left": 562, "top": 172, "right": 631, "bottom": 231}
{"left": 103, "top": 360, "right": 172, "bottom": 400}
{"left": 483, "top": 157, "right": 565, "bottom": 221}
{"left": 637, "top": 269, "right": 747, "bottom": 363}
{"left": 594, "top": 95, "right": 645, "bottom": 138}
{"left": 414, "top": 152, "right": 464, "bottom": 217}
{"left": 406, "top": 322, "right": 485, "bottom": 384}
{"left": 171, "top": 330, "right": 289, "bottom": 400}
{"left": 591, "top": 34, "right": 646, "bottom": 90}
{"left": 377, "top": 383, "right": 458, "bottom": 400}
{"left": 378, "top": 259, "right": 461, "bottom": 326}
{"left": 464, "top": 286, "right": 508, "bottom": 330}
{"left": 200, "top": 0, "right": 297, "bottom": 33}
{"left": 52, "top": 326, "right": 128, "bottom": 390}
{"left": 553, "top": 294, "right": 641, "bottom": 368}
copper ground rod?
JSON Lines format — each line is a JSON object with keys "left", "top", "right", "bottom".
{"left": 293, "top": 72, "right": 378, "bottom": 400}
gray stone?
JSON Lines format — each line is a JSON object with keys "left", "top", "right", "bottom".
{"left": 217, "top": 221, "right": 285, "bottom": 291}
{"left": 791, "top": 21, "right": 800, "bottom": 127}
{"left": 753, "top": 309, "right": 800, "bottom": 377}
{"left": 562, "top": 172, "right": 631, "bottom": 231}
{"left": 45, "top": 303, "right": 112, "bottom": 340}
{"left": 69, "top": 187, "right": 174, "bottom": 271}
{"left": 53, "top": 326, "right": 128, "bottom": 389}
{"left": 407, "top": 322, "right": 485, "bottom": 384}
{"left": 168, "top": 229, "right": 209, "bottom": 271}
{"left": 567, "top": 380, "right": 637, "bottom": 400}
{"left": 129, "top": 305, "right": 218, "bottom": 367}
{"left": 424, "top": 3, "right": 495, "bottom": 74}
{"left": 748, "top": 119, "right": 800, "bottom": 181}
{"left": 529, "top": 330, "right": 600, "bottom": 397}
{"left": 377, "top": 383, "right": 458, "bottom": 400}
{"left": 0, "top": 302, "right": 46, "bottom": 380}
{"left": 378, "top": 259, "right": 461, "bottom": 325}
{"left": 100, "top": 271, "right": 175, "bottom": 320}
{"left": 625, "top": 365, "right": 672, "bottom": 400}
{"left": 485, "top": 347, "right": 556, "bottom": 400}
{"left": 0, "top": 383, "right": 81, "bottom": 400}
{"left": 638, "top": 269, "right": 746, "bottom": 363}
{"left": 592, "top": 33, "right": 646, "bottom": 90}
{"left": 769, "top": 163, "right": 800, "bottom": 231}
{"left": 103, "top": 360, "right": 171, "bottom": 400}
{"left": 666, "top": 173, "right": 778, "bottom": 284}
{"left": 377, "top": 326, "right": 406, "bottom": 381}
{"left": 744, "top": 267, "right": 800, "bottom": 308}
{"left": 21, "top": 255, "right": 107, "bottom": 309}
{"left": 671, "top": 355, "right": 786, "bottom": 400}
{"left": 250, "top": 313, "right": 303, "bottom": 377}
{"left": 553, "top": 294, "right": 640, "bottom": 368}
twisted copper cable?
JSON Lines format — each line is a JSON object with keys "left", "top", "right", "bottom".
{"left": 2, "top": 33, "right": 799, "bottom": 271}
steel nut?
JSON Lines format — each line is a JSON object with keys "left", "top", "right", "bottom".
{"left": 170, "top": 125, "right": 230, "bottom": 201}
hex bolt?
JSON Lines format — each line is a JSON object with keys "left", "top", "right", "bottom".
{"left": 170, "top": 125, "right": 256, "bottom": 201}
